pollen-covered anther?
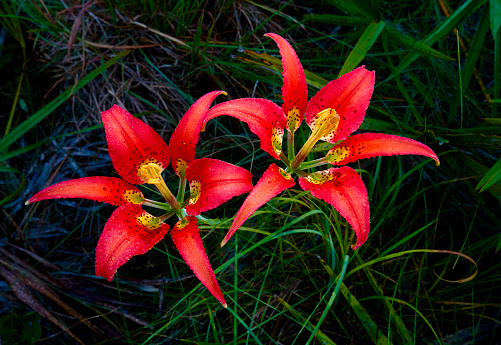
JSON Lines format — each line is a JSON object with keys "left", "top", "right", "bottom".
{"left": 137, "top": 162, "right": 163, "bottom": 184}
{"left": 189, "top": 180, "right": 201, "bottom": 205}
{"left": 313, "top": 108, "right": 340, "bottom": 138}
{"left": 325, "top": 146, "right": 350, "bottom": 164}
{"left": 306, "top": 171, "right": 335, "bottom": 185}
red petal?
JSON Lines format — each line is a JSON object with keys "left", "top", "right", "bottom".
{"left": 26, "top": 177, "right": 144, "bottom": 206}
{"left": 265, "top": 33, "right": 308, "bottom": 132}
{"left": 185, "top": 158, "right": 253, "bottom": 216}
{"left": 326, "top": 133, "right": 440, "bottom": 166}
{"left": 169, "top": 91, "right": 226, "bottom": 177}
{"left": 221, "top": 164, "right": 295, "bottom": 247}
{"left": 102, "top": 105, "right": 170, "bottom": 184}
{"left": 305, "top": 66, "right": 375, "bottom": 143}
{"left": 204, "top": 98, "right": 286, "bottom": 159}
{"left": 95, "top": 204, "right": 169, "bottom": 280}
{"left": 171, "top": 216, "right": 227, "bottom": 307}
{"left": 299, "top": 166, "right": 369, "bottom": 249}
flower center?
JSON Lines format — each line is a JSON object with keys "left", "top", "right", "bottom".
{"left": 138, "top": 162, "right": 163, "bottom": 184}
{"left": 313, "top": 108, "right": 340, "bottom": 138}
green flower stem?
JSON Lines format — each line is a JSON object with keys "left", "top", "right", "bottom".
{"left": 299, "top": 157, "right": 330, "bottom": 170}
{"left": 287, "top": 130, "right": 295, "bottom": 161}
{"left": 290, "top": 121, "right": 328, "bottom": 169}
{"left": 279, "top": 151, "right": 291, "bottom": 167}
{"left": 143, "top": 199, "right": 173, "bottom": 210}
{"left": 177, "top": 177, "right": 187, "bottom": 204}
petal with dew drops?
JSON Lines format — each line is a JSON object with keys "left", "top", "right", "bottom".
{"left": 95, "top": 204, "right": 169, "bottom": 281}
{"left": 204, "top": 98, "right": 286, "bottom": 160}
{"left": 326, "top": 133, "right": 440, "bottom": 166}
{"left": 305, "top": 66, "right": 375, "bottom": 144}
{"left": 26, "top": 177, "right": 144, "bottom": 206}
{"left": 170, "top": 91, "right": 226, "bottom": 178}
{"left": 265, "top": 33, "right": 308, "bottom": 133}
{"left": 221, "top": 164, "right": 295, "bottom": 247}
{"left": 171, "top": 216, "right": 227, "bottom": 307}
{"left": 185, "top": 158, "right": 253, "bottom": 216}
{"left": 102, "top": 105, "right": 170, "bottom": 185}
{"left": 299, "top": 166, "right": 369, "bottom": 249}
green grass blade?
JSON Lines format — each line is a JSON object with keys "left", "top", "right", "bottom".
{"left": 448, "top": 5, "right": 490, "bottom": 123}
{"left": 356, "top": 254, "right": 413, "bottom": 344}
{"left": 386, "top": 0, "right": 487, "bottom": 82}
{"left": 305, "top": 255, "right": 349, "bottom": 345}
{"left": 338, "top": 21, "right": 386, "bottom": 77}
{"left": 475, "top": 156, "right": 501, "bottom": 192}
{"left": 493, "top": 29, "right": 500, "bottom": 117}
{"left": 302, "top": 14, "right": 370, "bottom": 26}
{"left": 490, "top": 0, "right": 501, "bottom": 36}
{"left": 0, "top": 50, "right": 131, "bottom": 154}
{"left": 384, "top": 26, "right": 455, "bottom": 61}
{"left": 277, "top": 298, "right": 337, "bottom": 345}
{"left": 340, "top": 282, "right": 393, "bottom": 344}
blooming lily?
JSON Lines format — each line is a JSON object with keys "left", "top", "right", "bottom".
{"left": 203, "top": 33, "right": 440, "bottom": 249}
{"left": 26, "top": 92, "right": 255, "bottom": 307}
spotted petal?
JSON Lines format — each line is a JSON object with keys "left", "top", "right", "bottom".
{"left": 26, "top": 177, "right": 144, "bottom": 206}
{"left": 265, "top": 33, "right": 308, "bottom": 132}
{"left": 170, "top": 91, "right": 226, "bottom": 178}
{"left": 204, "top": 98, "right": 286, "bottom": 160}
{"left": 185, "top": 158, "right": 253, "bottom": 216}
{"left": 326, "top": 133, "right": 440, "bottom": 166}
{"left": 221, "top": 164, "right": 295, "bottom": 247}
{"left": 171, "top": 216, "right": 227, "bottom": 307}
{"left": 305, "top": 66, "right": 375, "bottom": 143}
{"left": 102, "top": 105, "right": 170, "bottom": 185}
{"left": 299, "top": 166, "right": 369, "bottom": 249}
{"left": 95, "top": 204, "right": 170, "bottom": 281}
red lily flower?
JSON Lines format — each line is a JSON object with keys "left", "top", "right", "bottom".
{"left": 205, "top": 33, "right": 440, "bottom": 249}
{"left": 27, "top": 93, "right": 254, "bottom": 307}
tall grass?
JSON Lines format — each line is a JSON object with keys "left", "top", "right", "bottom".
{"left": 1, "top": 0, "right": 500, "bottom": 344}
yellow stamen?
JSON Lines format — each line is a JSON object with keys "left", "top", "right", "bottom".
{"left": 291, "top": 108, "right": 339, "bottom": 170}
{"left": 138, "top": 162, "right": 179, "bottom": 209}
{"left": 313, "top": 108, "right": 340, "bottom": 138}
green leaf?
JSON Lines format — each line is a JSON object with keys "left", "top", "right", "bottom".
{"left": 277, "top": 298, "right": 338, "bottom": 345}
{"left": 338, "top": 21, "right": 386, "bottom": 77}
{"left": 386, "top": 0, "right": 487, "bottom": 82}
{"left": 302, "top": 14, "right": 370, "bottom": 26}
{"left": 491, "top": 0, "right": 501, "bottom": 36}
{"left": 384, "top": 26, "right": 455, "bottom": 61}
{"left": 476, "top": 156, "right": 501, "bottom": 192}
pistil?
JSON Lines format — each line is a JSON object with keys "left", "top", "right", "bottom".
{"left": 290, "top": 108, "right": 339, "bottom": 169}
{"left": 138, "top": 162, "right": 180, "bottom": 209}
